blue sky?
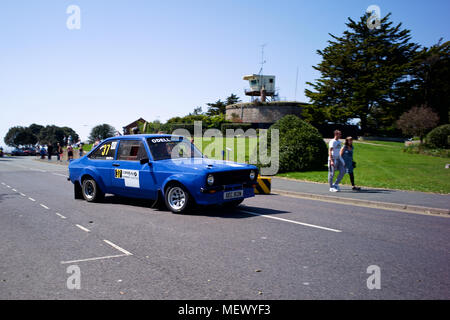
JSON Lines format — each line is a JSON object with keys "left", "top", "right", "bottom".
{"left": 1, "top": 0, "right": 449, "bottom": 146}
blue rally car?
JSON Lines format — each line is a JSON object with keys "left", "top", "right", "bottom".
{"left": 68, "top": 134, "right": 258, "bottom": 213}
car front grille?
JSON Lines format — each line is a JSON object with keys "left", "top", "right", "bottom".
{"left": 213, "top": 169, "right": 254, "bottom": 186}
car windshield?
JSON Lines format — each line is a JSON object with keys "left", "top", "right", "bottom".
{"left": 147, "top": 137, "right": 203, "bottom": 161}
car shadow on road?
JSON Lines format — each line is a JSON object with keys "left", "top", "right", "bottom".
{"left": 188, "top": 202, "right": 290, "bottom": 219}
{"left": 100, "top": 194, "right": 291, "bottom": 219}
{"left": 102, "top": 195, "right": 155, "bottom": 209}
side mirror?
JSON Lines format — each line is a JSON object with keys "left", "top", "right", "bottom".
{"left": 140, "top": 158, "right": 150, "bottom": 165}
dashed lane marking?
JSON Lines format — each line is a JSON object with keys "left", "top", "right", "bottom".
{"left": 103, "top": 240, "right": 133, "bottom": 256}
{"left": 75, "top": 224, "right": 90, "bottom": 232}
{"left": 40, "top": 204, "right": 50, "bottom": 210}
{"left": 28, "top": 197, "right": 36, "bottom": 202}
{"left": 52, "top": 173, "right": 68, "bottom": 178}
{"left": 55, "top": 213, "right": 67, "bottom": 219}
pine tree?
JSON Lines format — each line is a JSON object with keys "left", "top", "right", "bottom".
{"left": 305, "top": 13, "right": 419, "bottom": 135}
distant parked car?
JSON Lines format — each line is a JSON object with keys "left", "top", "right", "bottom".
{"left": 11, "top": 148, "right": 26, "bottom": 156}
{"left": 23, "top": 147, "right": 37, "bottom": 156}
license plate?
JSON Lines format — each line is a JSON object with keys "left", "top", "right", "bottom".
{"left": 224, "top": 190, "right": 243, "bottom": 200}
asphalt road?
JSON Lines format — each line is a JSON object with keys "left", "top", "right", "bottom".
{"left": 0, "top": 157, "right": 449, "bottom": 299}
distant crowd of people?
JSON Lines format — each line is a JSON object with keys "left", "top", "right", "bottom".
{"left": 38, "top": 140, "right": 85, "bottom": 162}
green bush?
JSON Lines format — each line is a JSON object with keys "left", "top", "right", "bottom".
{"left": 270, "top": 115, "right": 327, "bottom": 172}
{"left": 426, "top": 124, "right": 450, "bottom": 149}
{"left": 403, "top": 144, "right": 450, "bottom": 158}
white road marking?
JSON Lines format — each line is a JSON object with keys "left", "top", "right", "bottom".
{"left": 75, "top": 224, "right": 90, "bottom": 232}
{"left": 1, "top": 182, "right": 5, "bottom": 185}
{"left": 6, "top": 185, "right": 11, "bottom": 188}
{"left": 40, "top": 204, "right": 50, "bottom": 210}
{"left": 60, "top": 254, "right": 128, "bottom": 264}
{"left": 28, "top": 197, "right": 36, "bottom": 202}
{"left": 29, "top": 168, "right": 46, "bottom": 172}
{"left": 20, "top": 193, "right": 26, "bottom": 197}
{"left": 52, "top": 173, "right": 68, "bottom": 178}
{"left": 55, "top": 212, "right": 66, "bottom": 219}
{"left": 239, "top": 209, "right": 342, "bottom": 233}
{"left": 12, "top": 189, "right": 17, "bottom": 192}
{"left": 103, "top": 240, "right": 133, "bottom": 256}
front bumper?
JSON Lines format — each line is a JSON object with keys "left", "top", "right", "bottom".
{"left": 195, "top": 183, "right": 256, "bottom": 205}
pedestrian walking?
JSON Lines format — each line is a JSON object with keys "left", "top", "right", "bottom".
{"left": 340, "top": 137, "right": 361, "bottom": 191}
{"left": 40, "top": 146, "right": 46, "bottom": 159}
{"left": 57, "top": 143, "right": 63, "bottom": 162}
{"left": 79, "top": 144, "right": 84, "bottom": 158}
{"left": 328, "top": 130, "right": 345, "bottom": 192}
{"left": 67, "top": 145, "right": 74, "bottom": 161}
{"left": 47, "top": 144, "right": 53, "bottom": 161}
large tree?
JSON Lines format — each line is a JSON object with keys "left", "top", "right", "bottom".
{"left": 305, "top": 13, "right": 419, "bottom": 135}
{"left": 410, "top": 40, "right": 450, "bottom": 125}
{"left": 4, "top": 126, "right": 37, "bottom": 147}
{"left": 206, "top": 94, "right": 241, "bottom": 116}
{"left": 38, "top": 125, "right": 67, "bottom": 146}
{"left": 88, "top": 124, "right": 116, "bottom": 143}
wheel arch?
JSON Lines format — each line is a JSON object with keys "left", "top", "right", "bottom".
{"left": 161, "top": 175, "right": 197, "bottom": 205}
{"left": 79, "top": 168, "right": 106, "bottom": 194}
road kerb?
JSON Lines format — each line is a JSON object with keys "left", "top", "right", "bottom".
{"left": 272, "top": 189, "right": 450, "bottom": 216}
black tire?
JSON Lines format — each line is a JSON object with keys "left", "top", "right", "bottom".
{"left": 222, "top": 199, "right": 244, "bottom": 208}
{"left": 81, "top": 177, "right": 104, "bottom": 202}
{"left": 74, "top": 182, "right": 83, "bottom": 200}
{"left": 164, "top": 183, "right": 192, "bottom": 214}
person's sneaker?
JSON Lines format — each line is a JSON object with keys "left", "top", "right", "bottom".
{"left": 333, "top": 185, "right": 341, "bottom": 191}
{"left": 329, "top": 187, "right": 338, "bottom": 192}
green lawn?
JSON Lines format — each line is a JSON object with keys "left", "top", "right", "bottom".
{"left": 195, "top": 137, "right": 449, "bottom": 193}
{"left": 102, "top": 135, "right": 445, "bottom": 193}
{"left": 278, "top": 142, "right": 450, "bottom": 194}
{"left": 193, "top": 137, "right": 257, "bottom": 163}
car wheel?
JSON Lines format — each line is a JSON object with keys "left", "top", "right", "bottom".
{"left": 222, "top": 199, "right": 244, "bottom": 208}
{"left": 82, "top": 178, "right": 104, "bottom": 202}
{"left": 165, "top": 184, "right": 191, "bottom": 213}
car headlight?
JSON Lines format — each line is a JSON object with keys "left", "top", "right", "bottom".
{"left": 207, "top": 174, "right": 214, "bottom": 186}
{"left": 249, "top": 170, "right": 256, "bottom": 180}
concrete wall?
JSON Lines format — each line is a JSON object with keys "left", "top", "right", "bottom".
{"left": 225, "top": 101, "right": 306, "bottom": 124}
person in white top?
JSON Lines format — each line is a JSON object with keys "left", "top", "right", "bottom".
{"left": 328, "top": 130, "right": 345, "bottom": 192}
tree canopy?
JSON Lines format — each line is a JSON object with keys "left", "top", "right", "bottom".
{"left": 4, "top": 124, "right": 79, "bottom": 147}
{"left": 88, "top": 124, "right": 116, "bottom": 143}
{"left": 305, "top": 13, "right": 420, "bottom": 135}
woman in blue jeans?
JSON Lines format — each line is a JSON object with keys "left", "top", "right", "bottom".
{"left": 340, "top": 137, "right": 361, "bottom": 191}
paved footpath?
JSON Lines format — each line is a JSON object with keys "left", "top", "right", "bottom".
{"left": 272, "top": 177, "right": 450, "bottom": 214}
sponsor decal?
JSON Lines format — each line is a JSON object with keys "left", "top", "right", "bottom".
{"left": 114, "top": 169, "right": 140, "bottom": 188}
{"left": 151, "top": 138, "right": 171, "bottom": 143}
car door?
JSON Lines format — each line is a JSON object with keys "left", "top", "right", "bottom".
{"left": 87, "top": 139, "right": 119, "bottom": 193}
{"left": 111, "top": 139, "right": 157, "bottom": 199}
